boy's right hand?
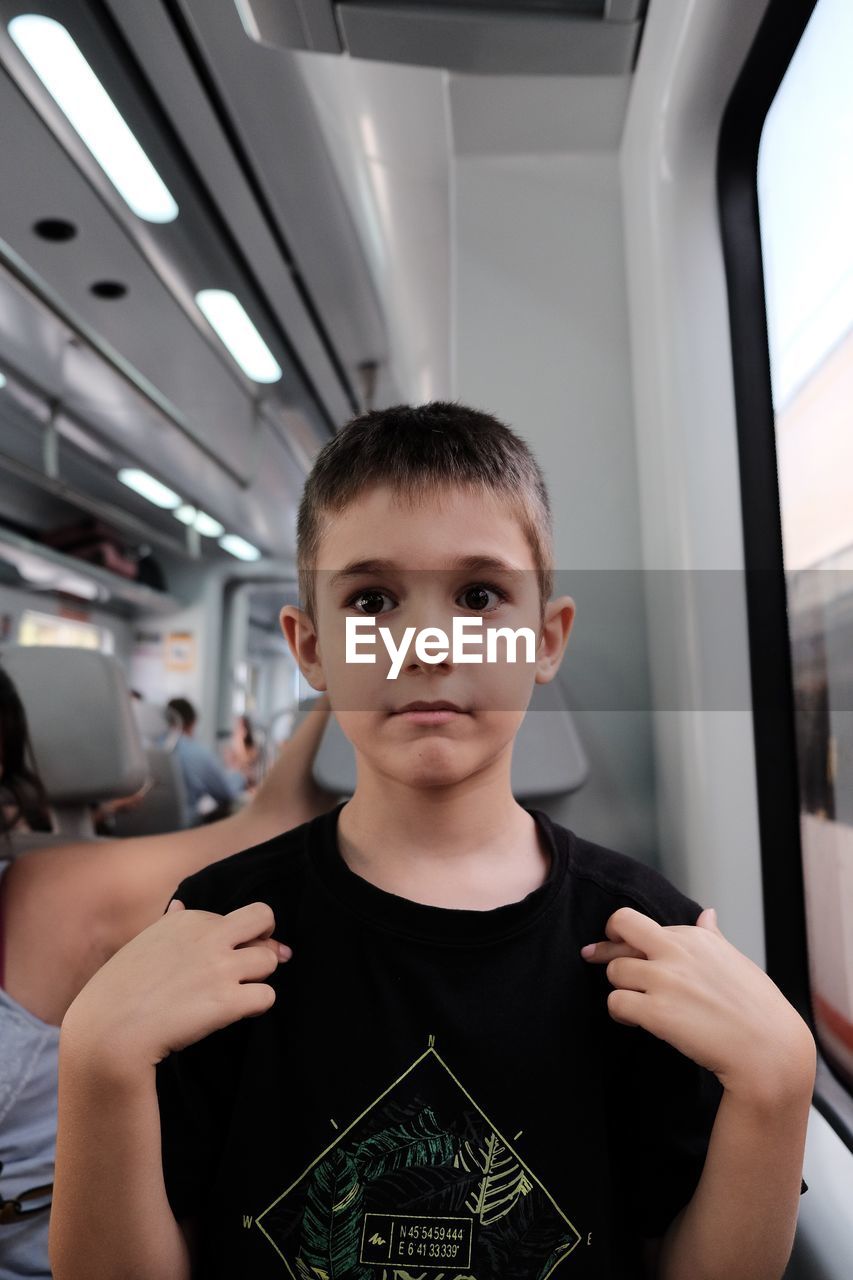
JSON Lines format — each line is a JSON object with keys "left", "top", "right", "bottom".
{"left": 61, "top": 899, "right": 291, "bottom": 1080}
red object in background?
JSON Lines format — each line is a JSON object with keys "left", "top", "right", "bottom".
{"left": 41, "top": 518, "right": 139, "bottom": 580}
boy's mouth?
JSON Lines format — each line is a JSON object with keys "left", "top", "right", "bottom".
{"left": 391, "top": 699, "right": 469, "bottom": 724}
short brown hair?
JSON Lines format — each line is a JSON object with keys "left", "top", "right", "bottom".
{"left": 296, "top": 401, "right": 554, "bottom": 623}
{"left": 167, "top": 697, "right": 197, "bottom": 730}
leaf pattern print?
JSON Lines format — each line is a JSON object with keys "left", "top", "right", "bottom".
{"left": 257, "top": 1046, "right": 581, "bottom": 1277}
{"left": 353, "top": 1107, "right": 455, "bottom": 1182}
{"left": 378, "top": 1272, "right": 477, "bottom": 1280}
{"left": 297, "top": 1146, "right": 369, "bottom": 1278}
{"left": 456, "top": 1131, "right": 533, "bottom": 1225}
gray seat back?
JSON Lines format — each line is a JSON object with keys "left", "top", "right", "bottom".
{"left": 286, "top": 681, "right": 588, "bottom": 799}
{"left": 1, "top": 645, "right": 147, "bottom": 846}
{"left": 112, "top": 701, "right": 188, "bottom": 836}
{"left": 113, "top": 747, "right": 189, "bottom": 836}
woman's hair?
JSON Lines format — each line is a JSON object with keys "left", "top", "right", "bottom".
{"left": 0, "top": 664, "right": 51, "bottom": 837}
{"left": 240, "top": 715, "right": 255, "bottom": 750}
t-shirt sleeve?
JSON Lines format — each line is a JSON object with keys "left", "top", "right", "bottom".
{"left": 156, "top": 1038, "right": 219, "bottom": 1223}
{"left": 591, "top": 870, "right": 717, "bottom": 1239}
{"left": 606, "top": 1028, "right": 807, "bottom": 1240}
{"left": 155, "top": 873, "right": 247, "bottom": 1225}
{"left": 606, "top": 1016, "right": 725, "bottom": 1240}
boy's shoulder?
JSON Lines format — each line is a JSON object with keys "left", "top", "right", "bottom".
{"left": 170, "top": 805, "right": 705, "bottom": 930}
{"left": 170, "top": 812, "right": 316, "bottom": 914}
{"left": 542, "top": 812, "right": 705, "bottom": 927}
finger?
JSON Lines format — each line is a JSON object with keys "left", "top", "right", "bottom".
{"left": 234, "top": 919, "right": 274, "bottom": 948}
{"left": 233, "top": 941, "right": 282, "bottom": 983}
{"left": 223, "top": 902, "right": 276, "bottom": 946}
{"left": 581, "top": 941, "right": 647, "bottom": 962}
{"left": 605, "top": 956, "right": 650, "bottom": 992}
{"left": 234, "top": 981, "right": 277, "bottom": 1020}
{"left": 695, "top": 906, "right": 724, "bottom": 935}
{"left": 236, "top": 934, "right": 293, "bottom": 965}
{"left": 166, "top": 898, "right": 185, "bottom": 914}
{"left": 604, "top": 907, "right": 672, "bottom": 957}
{"left": 606, "top": 987, "right": 645, "bottom": 1028}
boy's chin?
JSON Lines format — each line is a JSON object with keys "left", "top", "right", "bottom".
{"left": 366, "top": 741, "right": 493, "bottom": 790}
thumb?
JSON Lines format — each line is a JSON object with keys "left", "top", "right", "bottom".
{"left": 695, "top": 906, "right": 722, "bottom": 933}
{"left": 166, "top": 898, "right": 185, "bottom": 914}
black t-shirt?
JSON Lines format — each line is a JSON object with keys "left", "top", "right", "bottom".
{"left": 154, "top": 804, "right": 737, "bottom": 1278}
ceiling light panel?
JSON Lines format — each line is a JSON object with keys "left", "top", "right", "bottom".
{"left": 8, "top": 14, "right": 179, "bottom": 223}
{"left": 118, "top": 467, "right": 181, "bottom": 509}
{"left": 174, "top": 503, "right": 225, "bottom": 537}
{"left": 195, "top": 289, "right": 282, "bottom": 383}
{"left": 219, "top": 533, "right": 262, "bottom": 561}
{"left": 193, "top": 510, "right": 225, "bottom": 538}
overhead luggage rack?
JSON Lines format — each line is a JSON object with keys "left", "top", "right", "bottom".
{"left": 0, "top": 526, "right": 181, "bottom": 616}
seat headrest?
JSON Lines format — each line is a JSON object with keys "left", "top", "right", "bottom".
{"left": 310, "top": 678, "right": 588, "bottom": 799}
{"left": 2, "top": 646, "right": 148, "bottom": 804}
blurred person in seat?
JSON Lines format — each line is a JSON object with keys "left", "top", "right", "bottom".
{"left": 167, "top": 697, "right": 246, "bottom": 826}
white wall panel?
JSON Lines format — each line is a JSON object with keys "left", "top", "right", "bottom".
{"left": 453, "top": 151, "right": 657, "bottom": 860}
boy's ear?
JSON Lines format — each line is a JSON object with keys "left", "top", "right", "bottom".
{"left": 280, "top": 605, "right": 327, "bottom": 691}
{"left": 535, "top": 595, "right": 575, "bottom": 684}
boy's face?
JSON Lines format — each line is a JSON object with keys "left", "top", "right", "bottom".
{"left": 281, "top": 484, "right": 574, "bottom": 792}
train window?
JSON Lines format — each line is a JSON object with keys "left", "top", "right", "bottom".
{"left": 18, "top": 608, "right": 114, "bottom": 654}
{"left": 757, "top": 0, "right": 853, "bottom": 1092}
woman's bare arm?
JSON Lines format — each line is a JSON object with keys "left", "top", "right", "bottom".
{"left": 7, "top": 698, "right": 338, "bottom": 998}
{"left": 99, "top": 696, "right": 339, "bottom": 948}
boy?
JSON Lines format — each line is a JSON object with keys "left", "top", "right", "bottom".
{"left": 51, "top": 402, "right": 815, "bottom": 1280}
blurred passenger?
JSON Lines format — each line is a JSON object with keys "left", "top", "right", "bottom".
{"left": 92, "top": 780, "right": 151, "bottom": 837}
{"left": 0, "top": 676, "right": 336, "bottom": 1277}
{"left": 225, "top": 713, "right": 261, "bottom": 789}
{"left": 167, "top": 697, "right": 245, "bottom": 825}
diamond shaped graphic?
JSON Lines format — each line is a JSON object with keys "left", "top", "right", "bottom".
{"left": 255, "top": 1040, "right": 582, "bottom": 1278}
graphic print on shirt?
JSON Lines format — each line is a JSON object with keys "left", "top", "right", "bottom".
{"left": 254, "top": 1038, "right": 582, "bottom": 1279}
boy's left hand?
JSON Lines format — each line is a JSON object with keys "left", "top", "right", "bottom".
{"left": 582, "top": 907, "right": 816, "bottom": 1103}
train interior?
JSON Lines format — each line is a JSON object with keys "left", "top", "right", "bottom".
{"left": 0, "top": 0, "right": 851, "bottom": 1274}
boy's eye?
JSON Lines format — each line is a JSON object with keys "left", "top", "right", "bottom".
{"left": 343, "top": 583, "right": 504, "bottom": 616}
{"left": 457, "top": 583, "right": 506, "bottom": 611}
{"left": 350, "top": 589, "right": 395, "bottom": 615}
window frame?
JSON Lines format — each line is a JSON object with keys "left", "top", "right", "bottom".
{"left": 717, "top": 0, "right": 853, "bottom": 1152}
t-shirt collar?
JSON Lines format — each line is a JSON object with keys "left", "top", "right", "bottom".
{"left": 308, "top": 801, "right": 568, "bottom": 946}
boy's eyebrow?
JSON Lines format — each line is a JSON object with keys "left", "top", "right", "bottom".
{"left": 327, "top": 555, "right": 527, "bottom": 590}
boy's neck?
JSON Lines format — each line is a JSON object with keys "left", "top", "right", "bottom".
{"left": 336, "top": 770, "right": 551, "bottom": 911}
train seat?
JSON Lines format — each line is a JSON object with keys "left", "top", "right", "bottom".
{"left": 308, "top": 677, "right": 589, "bottom": 799}
{"left": 113, "top": 701, "right": 189, "bottom": 837}
{"left": 1, "top": 646, "right": 148, "bottom": 855}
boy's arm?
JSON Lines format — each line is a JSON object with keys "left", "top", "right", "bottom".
{"left": 652, "top": 1060, "right": 815, "bottom": 1280}
{"left": 584, "top": 905, "right": 815, "bottom": 1280}
{"left": 50, "top": 1042, "right": 192, "bottom": 1280}
{"left": 50, "top": 900, "right": 287, "bottom": 1280}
